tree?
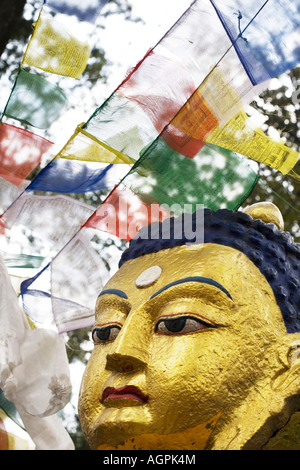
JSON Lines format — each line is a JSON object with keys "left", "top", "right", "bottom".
{"left": 245, "top": 66, "right": 300, "bottom": 242}
{"left": 0, "top": 0, "right": 27, "bottom": 57}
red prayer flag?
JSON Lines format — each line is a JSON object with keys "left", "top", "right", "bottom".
{"left": 0, "top": 124, "right": 53, "bottom": 186}
{"left": 84, "top": 184, "right": 170, "bottom": 241}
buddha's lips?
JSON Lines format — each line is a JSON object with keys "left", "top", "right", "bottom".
{"left": 101, "top": 385, "right": 149, "bottom": 404}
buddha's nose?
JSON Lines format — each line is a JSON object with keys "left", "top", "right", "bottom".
{"left": 105, "top": 309, "right": 150, "bottom": 373}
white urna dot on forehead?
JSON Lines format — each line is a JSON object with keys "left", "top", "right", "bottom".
{"left": 135, "top": 265, "right": 162, "bottom": 288}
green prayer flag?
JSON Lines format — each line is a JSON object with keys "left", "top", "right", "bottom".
{"left": 0, "top": 389, "right": 24, "bottom": 429}
{"left": 2, "top": 69, "right": 67, "bottom": 129}
{"left": 3, "top": 253, "right": 45, "bottom": 269}
{"left": 123, "top": 137, "right": 259, "bottom": 213}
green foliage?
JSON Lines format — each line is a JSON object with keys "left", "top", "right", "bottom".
{"left": 83, "top": 47, "right": 107, "bottom": 87}
{"left": 245, "top": 67, "right": 300, "bottom": 241}
{"left": 69, "top": 415, "right": 91, "bottom": 450}
{"left": 250, "top": 67, "right": 300, "bottom": 150}
{"left": 66, "top": 327, "right": 92, "bottom": 364}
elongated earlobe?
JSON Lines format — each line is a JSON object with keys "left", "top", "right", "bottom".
{"left": 289, "top": 341, "right": 300, "bottom": 367}
{"left": 271, "top": 340, "right": 300, "bottom": 392}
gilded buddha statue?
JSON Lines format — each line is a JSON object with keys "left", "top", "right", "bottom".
{"left": 78, "top": 202, "right": 300, "bottom": 450}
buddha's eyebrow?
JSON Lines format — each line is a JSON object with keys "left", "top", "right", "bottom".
{"left": 150, "top": 276, "right": 232, "bottom": 300}
{"left": 98, "top": 289, "right": 128, "bottom": 299}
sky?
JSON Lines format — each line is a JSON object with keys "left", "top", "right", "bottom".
{"left": 99, "top": 0, "right": 192, "bottom": 81}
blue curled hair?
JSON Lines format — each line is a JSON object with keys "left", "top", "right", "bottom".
{"left": 119, "top": 208, "right": 300, "bottom": 334}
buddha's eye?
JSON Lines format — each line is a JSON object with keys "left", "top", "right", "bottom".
{"left": 92, "top": 325, "right": 121, "bottom": 344}
{"left": 154, "top": 315, "right": 216, "bottom": 335}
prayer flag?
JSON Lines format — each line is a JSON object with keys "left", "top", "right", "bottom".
{"left": 0, "top": 192, "right": 95, "bottom": 258}
{"left": 57, "top": 124, "right": 135, "bottom": 164}
{"left": 0, "top": 400, "right": 35, "bottom": 450}
{"left": 82, "top": 0, "right": 276, "bottom": 166}
{"left": 0, "top": 392, "right": 35, "bottom": 450}
{"left": 118, "top": 50, "right": 196, "bottom": 136}
{"left": 3, "top": 252, "right": 45, "bottom": 270}
{"left": 84, "top": 184, "right": 171, "bottom": 241}
{"left": 19, "top": 263, "right": 54, "bottom": 327}
{"left": 25, "top": 125, "right": 133, "bottom": 194}
{"left": 82, "top": 93, "right": 159, "bottom": 162}
{"left": 24, "top": 157, "right": 130, "bottom": 195}
{"left": 207, "top": 110, "right": 299, "bottom": 174}
{"left": 0, "top": 178, "right": 28, "bottom": 215}
{"left": 22, "top": 10, "right": 90, "bottom": 79}
{"left": 160, "top": 88, "right": 218, "bottom": 158}
{"left": 211, "top": 0, "right": 300, "bottom": 85}
{"left": 83, "top": 0, "right": 239, "bottom": 159}
{"left": 44, "top": 0, "right": 109, "bottom": 23}
{"left": 84, "top": 138, "right": 259, "bottom": 240}
{"left": 27, "top": 159, "right": 114, "bottom": 194}
{"left": 20, "top": 228, "right": 111, "bottom": 332}
{"left": 0, "top": 124, "right": 53, "bottom": 186}
{"left": 132, "top": 138, "right": 259, "bottom": 211}
{"left": 2, "top": 69, "right": 67, "bottom": 129}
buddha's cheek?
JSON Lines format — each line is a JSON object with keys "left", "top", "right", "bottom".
{"left": 78, "top": 348, "right": 110, "bottom": 424}
{"left": 145, "top": 325, "right": 267, "bottom": 433}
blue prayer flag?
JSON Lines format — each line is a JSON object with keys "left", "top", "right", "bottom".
{"left": 27, "top": 159, "right": 113, "bottom": 193}
{"left": 44, "top": 0, "right": 109, "bottom": 23}
{"left": 211, "top": 0, "right": 300, "bottom": 84}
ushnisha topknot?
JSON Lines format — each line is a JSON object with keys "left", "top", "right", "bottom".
{"left": 119, "top": 208, "right": 300, "bottom": 334}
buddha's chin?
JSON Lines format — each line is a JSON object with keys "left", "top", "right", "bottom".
{"left": 87, "top": 405, "right": 153, "bottom": 450}
{"left": 86, "top": 407, "right": 222, "bottom": 451}
{"left": 95, "top": 424, "right": 218, "bottom": 451}
{"left": 96, "top": 433, "right": 190, "bottom": 451}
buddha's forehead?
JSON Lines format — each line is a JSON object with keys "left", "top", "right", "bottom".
{"left": 100, "top": 243, "right": 277, "bottom": 310}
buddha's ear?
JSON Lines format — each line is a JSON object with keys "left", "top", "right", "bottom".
{"left": 271, "top": 334, "right": 300, "bottom": 395}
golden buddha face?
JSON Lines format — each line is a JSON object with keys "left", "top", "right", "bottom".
{"left": 78, "top": 242, "right": 300, "bottom": 450}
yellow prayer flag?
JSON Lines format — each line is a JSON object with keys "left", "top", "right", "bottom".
{"left": 57, "top": 124, "right": 135, "bottom": 165}
{"left": 198, "top": 68, "right": 244, "bottom": 127}
{"left": 22, "top": 11, "right": 90, "bottom": 79}
{"left": 206, "top": 111, "right": 299, "bottom": 175}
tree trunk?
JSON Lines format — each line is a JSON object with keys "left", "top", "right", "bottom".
{"left": 0, "top": 0, "right": 27, "bottom": 58}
